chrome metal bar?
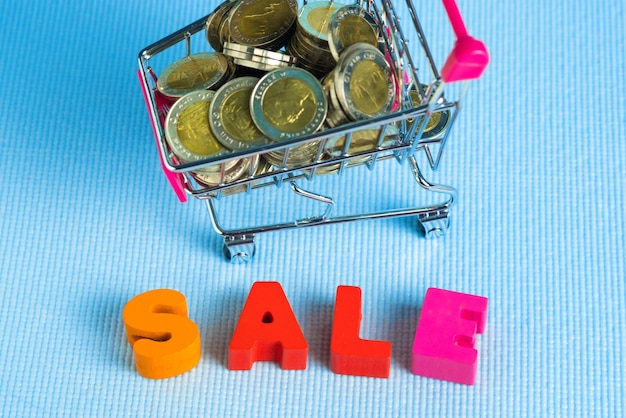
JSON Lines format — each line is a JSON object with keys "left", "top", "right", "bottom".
{"left": 205, "top": 158, "right": 455, "bottom": 238}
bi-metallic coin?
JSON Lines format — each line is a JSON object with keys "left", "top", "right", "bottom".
{"left": 297, "top": 1, "right": 339, "bottom": 44}
{"left": 407, "top": 87, "right": 452, "bottom": 139}
{"left": 250, "top": 67, "right": 327, "bottom": 141}
{"left": 209, "top": 77, "right": 271, "bottom": 151}
{"left": 192, "top": 155, "right": 259, "bottom": 187}
{"left": 157, "top": 52, "right": 230, "bottom": 99}
{"left": 228, "top": 0, "right": 298, "bottom": 48}
{"left": 328, "top": 4, "right": 379, "bottom": 61}
{"left": 205, "top": 0, "right": 238, "bottom": 52}
{"left": 334, "top": 43, "right": 395, "bottom": 121}
{"left": 164, "top": 90, "right": 231, "bottom": 164}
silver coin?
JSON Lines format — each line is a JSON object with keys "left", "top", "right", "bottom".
{"left": 209, "top": 77, "right": 271, "bottom": 151}
{"left": 232, "top": 57, "right": 288, "bottom": 72}
{"left": 224, "top": 42, "right": 297, "bottom": 64}
{"left": 224, "top": 48, "right": 295, "bottom": 69}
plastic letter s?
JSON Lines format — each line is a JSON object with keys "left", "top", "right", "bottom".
{"left": 122, "top": 289, "right": 201, "bottom": 379}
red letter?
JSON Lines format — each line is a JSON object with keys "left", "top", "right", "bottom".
{"left": 228, "top": 282, "right": 308, "bottom": 370}
{"left": 122, "top": 289, "right": 201, "bottom": 379}
{"left": 412, "top": 288, "right": 488, "bottom": 385}
{"left": 330, "top": 286, "right": 392, "bottom": 378}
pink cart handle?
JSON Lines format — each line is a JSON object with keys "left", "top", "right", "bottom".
{"left": 442, "top": 0, "right": 469, "bottom": 38}
{"left": 440, "top": 0, "right": 489, "bottom": 83}
{"left": 137, "top": 70, "right": 187, "bottom": 203}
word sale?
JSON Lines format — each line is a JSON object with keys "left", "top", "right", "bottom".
{"left": 122, "top": 282, "right": 488, "bottom": 385}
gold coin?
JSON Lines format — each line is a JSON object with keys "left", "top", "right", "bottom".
{"left": 349, "top": 60, "right": 389, "bottom": 115}
{"left": 229, "top": 0, "right": 297, "bottom": 47}
{"left": 407, "top": 87, "right": 452, "bottom": 139}
{"left": 307, "top": 7, "right": 336, "bottom": 37}
{"left": 334, "top": 43, "right": 394, "bottom": 120}
{"left": 158, "top": 53, "right": 229, "bottom": 98}
{"left": 251, "top": 68, "right": 327, "bottom": 140}
{"left": 167, "top": 58, "right": 218, "bottom": 90}
{"left": 409, "top": 88, "right": 440, "bottom": 131}
{"left": 324, "top": 125, "right": 400, "bottom": 157}
{"left": 338, "top": 16, "right": 377, "bottom": 49}
{"left": 286, "top": 30, "right": 335, "bottom": 77}
{"left": 328, "top": 5, "right": 379, "bottom": 61}
{"left": 263, "top": 78, "right": 317, "bottom": 132}
{"left": 205, "top": 0, "right": 237, "bottom": 51}
{"left": 165, "top": 90, "right": 230, "bottom": 165}
{"left": 202, "top": 156, "right": 273, "bottom": 197}
{"left": 177, "top": 101, "right": 222, "bottom": 156}
{"left": 193, "top": 155, "right": 258, "bottom": 187}
{"left": 263, "top": 140, "right": 322, "bottom": 168}
{"left": 223, "top": 90, "right": 258, "bottom": 140}
{"left": 210, "top": 77, "right": 270, "bottom": 150}
{"left": 297, "top": 1, "right": 338, "bottom": 42}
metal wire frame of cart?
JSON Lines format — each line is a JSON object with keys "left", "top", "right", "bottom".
{"left": 138, "top": 0, "right": 480, "bottom": 262}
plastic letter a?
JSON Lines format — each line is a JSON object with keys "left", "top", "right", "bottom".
{"left": 228, "top": 281, "right": 308, "bottom": 370}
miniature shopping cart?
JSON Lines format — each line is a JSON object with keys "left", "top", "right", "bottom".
{"left": 137, "top": 0, "right": 488, "bottom": 262}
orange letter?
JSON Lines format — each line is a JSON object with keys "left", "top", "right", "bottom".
{"left": 122, "top": 289, "right": 201, "bottom": 379}
{"left": 330, "top": 286, "right": 392, "bottom": 378}
{"left": 228, "top": 282, "right": 308, "bottom": 370}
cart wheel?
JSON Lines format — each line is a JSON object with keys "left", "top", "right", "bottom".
{"left": 418, "top": 211, "right": 450, "bottom": 239}
{"left": 223, "top": 235, "right": 256, "bottom": 263}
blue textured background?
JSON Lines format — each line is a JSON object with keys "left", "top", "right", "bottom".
{"left": 1, "top": 0, "right": 624, "bottom": 417}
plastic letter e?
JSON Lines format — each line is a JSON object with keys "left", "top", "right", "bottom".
{"left": 412, "top": 288, "right": 488, "bottom": 385}
{"left": 122, "top": 289, "right": 201, "bottom": 379}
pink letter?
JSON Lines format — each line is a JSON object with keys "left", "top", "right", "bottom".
{"left": 412, "top": 288, "right": 488, "bottom": 385}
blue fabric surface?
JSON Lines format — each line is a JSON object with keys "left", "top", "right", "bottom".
{"left": 1, "top": 0, "right": 624, "bottom": 417}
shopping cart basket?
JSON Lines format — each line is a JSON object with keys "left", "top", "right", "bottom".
{"left": 137, "top": 0, "right": 489, "bottom": 262}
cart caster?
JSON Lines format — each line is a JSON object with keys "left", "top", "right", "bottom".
{"left": 418, "top": 211, "right": 450, "bottom": 239}
{"left": 223, "top": 235, "right": 256, "bottom": 263}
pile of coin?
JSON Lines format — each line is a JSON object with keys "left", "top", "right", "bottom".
{"left": 205, "top": 1, "right": 237, "bottom": 52}
{"left": 309, "top": 124, "right": 400, "bottom": 175}
{"left": 223, "top": 42, "right": 297, "bottom": 73}
{"left": 286, "top": 1, "right": 339, "bottom": 77}
{"left": 157, "top": 0, "right": 405, "bottom": 189}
